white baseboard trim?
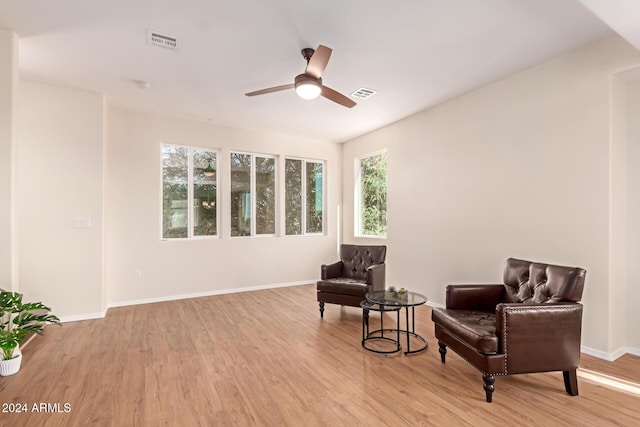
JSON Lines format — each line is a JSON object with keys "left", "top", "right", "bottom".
{"left": 108, "top": 280, "right": 314, "bottom": 309}
{"left": 59, "top": 311, "right": 107, "bottom": 323}
{"left": 581, "top": 345, "right": 640, "bottom": 361}
{"left": 426, "top": 301, "right": 445, "bottom": 309}
{"left": 627, "top": 347, "right": 640, "bottom": 357}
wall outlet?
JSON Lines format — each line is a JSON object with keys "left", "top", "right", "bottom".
{"left": 134, "top": 270, "right": 142, "bottom": 279}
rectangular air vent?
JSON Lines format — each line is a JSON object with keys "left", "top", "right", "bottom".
{"left": 146, "top": 29, "right": 180, "bottom": 51}
{"left": 351, "top": 87, "right": 377, "bottom": 100}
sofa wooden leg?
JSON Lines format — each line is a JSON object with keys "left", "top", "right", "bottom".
{"left": 482, "top": 374, "right": 495, "bottom": 403}
{"left": 438, "top": 341, "right": 447, "bottom": 363}
{"left": 319, "top": 302, "right": 325, "bottom": 318}
{"left": 563, "top": 369, "right": 578, "bottom": 396}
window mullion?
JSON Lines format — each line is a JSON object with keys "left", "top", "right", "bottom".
{"left": 251, "top": 154, "right": 256, "bottom": 236}
{"left": 187, "top": 148, "right": 194, "bottom": 238}
{"left": 301, "top": 161, "right": 307, "bottom": 235}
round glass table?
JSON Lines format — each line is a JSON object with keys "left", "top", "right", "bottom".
{"left": 365, "top": 290, "right": 428, "bottom": 355}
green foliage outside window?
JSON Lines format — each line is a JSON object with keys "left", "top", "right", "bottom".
{"left": 162, "top": 145, "right": 189, "bottom": 239}
{"left": 285, "top": 159, "right": 303, "bottom": 235}
{"left": 306, "top": 162, "right": 323, "bottom": 234}
{"left": 162, "top": 145, "right": 217, "bottom": 239}
{"left": 360, "top": 152, "right": 387, "bottom": 236}
{"left": 256, "top": 157, "right": 276, "bottom": 235}
{"left": 230, "top": 153, "right": 276, "bottom": 236}
{"left": 230, "top": 152, "right": 252, "bottom": 237}
{"left": 285, "top": 159, "right": 324, "bottom": 235}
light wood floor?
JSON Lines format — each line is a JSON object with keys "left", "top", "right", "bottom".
{"left": 1, "top": 284, "right": 639, "bottom": 426}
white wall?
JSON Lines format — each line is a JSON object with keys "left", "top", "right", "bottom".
{"left": 17, "top": 81, "right": 105, "bottom": 318}
{"left": 609, "top": 75, "right": 628, "bottom": 357}
{"left": 14, "top": 82, "right": 340, "bottom": 318}
{"left": 0, "top": 30, "right": 18, "bottom": 290}
{"left": 625, "top": 78, "right": 640, "bottom": 351}
{"left": 342, "top": 36, "right": 640, "bottom": 356}
{"left": 106, "top": 107, "right": 341, "bottom": 305}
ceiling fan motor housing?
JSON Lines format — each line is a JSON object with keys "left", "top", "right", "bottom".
{"left": 301, "top": 48, "right": 315, "bottom": 62}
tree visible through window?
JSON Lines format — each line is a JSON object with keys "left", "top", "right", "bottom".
{"left": 285, "top": 158, "right": 324, "bottom": 235}
{"left": 162, "top": 145, "right": 218, "bottom": 239}
{"left": 357, "top": 151, "right": 387, "bottom": 236}
{"left": 256, "top": 157, "right": 276, "bottom": 234}
{"left": 230, "top": 152, "right": 276, "bottom": 237}
{"left": 193, "top": 150, "right": 217, "bottom": 237}
{"left": 230, "top": 153, "right": 251, "bottom": 236}
{"left": 306, "top": 162, "right": 323, "bottom": 233}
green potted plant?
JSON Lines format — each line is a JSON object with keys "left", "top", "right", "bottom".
{"left": 0, "top": 290, "right": 61, "bottom": 376}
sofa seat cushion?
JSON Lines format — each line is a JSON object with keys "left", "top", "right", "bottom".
{"left": 317, "top": 278, "right": 367, "bottom": 296}
{"left": 431, "top": 308, "right": 499, "bottom": 354}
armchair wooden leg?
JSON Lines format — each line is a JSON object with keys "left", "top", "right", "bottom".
{"left": 563, "top": 369, "right": 579, "bottom": 396}
{"left": 438, "top": 341, "right": 447, "bottom": 363}
{"left": 319, "top": 302, "right": 325, "bottom": 318}
{"left": 482, "top": 374, "right": 495, "bottom": 403}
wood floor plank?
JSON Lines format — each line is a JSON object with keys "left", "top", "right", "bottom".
{"left": 0, "top": 284, "right": 638, "bottom": 426}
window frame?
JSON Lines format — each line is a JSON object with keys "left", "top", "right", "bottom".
{"left": 229, "top": 151, "right": 278, "bottom": 238}
{"left": 354, "top": 149, "right": 387, "bottom": 239}
{"left": 284, "top": 157, "right": 326, "bottom": 236}
{"left": 160, "top": 143, "right": 220, "bottom": 241}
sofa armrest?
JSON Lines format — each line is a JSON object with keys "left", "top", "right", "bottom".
{"left": 366, "top": 263, "right": 386, "bottom": 291}
{"left": 495, "top": 303, "right": 583, "bottom": 372}
{"left": 445, "top": 284, "right": 505, "bottom": 310}
{"left": 321, "top": 261, "right": 343, "bottom": 280}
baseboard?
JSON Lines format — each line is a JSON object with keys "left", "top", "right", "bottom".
{"left": 426, "top": 301, "right": 445, "bottom": 309}
{"left": 59, "top": 311, "right": 107, "bottom": 323}
{"left": 627, "top": 347, "right": 640, "bottom": 357}
{"left": 581, "top": 345, "right": 640, "bottom": 361}
{"left": 108, "top": 280, "right": 314, "bottom": 309}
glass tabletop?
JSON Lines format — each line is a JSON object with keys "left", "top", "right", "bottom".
{"left": 366, "top": 290, "right": 428, "bottom": 307}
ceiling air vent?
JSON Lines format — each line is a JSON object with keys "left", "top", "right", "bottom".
{"left": 351, "top": 87, "right": 377, "bottom": 100}
{"left": 146, "top": 29, "right": 180, "bottom": 51}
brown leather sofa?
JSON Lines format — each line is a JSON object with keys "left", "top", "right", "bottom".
{"left": 317, "top": 244, "right": 386, "bottom": 318}
{"left": 431, "top": 258, "right": 586, "bottom": 402}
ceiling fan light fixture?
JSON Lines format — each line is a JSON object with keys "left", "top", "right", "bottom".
{"left": 295, "top": 74, "right": 322, "bottom": 100}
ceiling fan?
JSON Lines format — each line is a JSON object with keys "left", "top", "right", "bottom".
{"left": 245, "top": 45, "right": 356, "bottom": 108}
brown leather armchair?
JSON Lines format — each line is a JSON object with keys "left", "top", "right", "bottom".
{"left": 317, "top": 244, "right": 386, "bottom": 318}
{"left": 431, "top": 258, "right": 586, "bottom": 402}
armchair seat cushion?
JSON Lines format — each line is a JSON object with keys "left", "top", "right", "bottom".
{"left": 432, "top": 309, "right": 498, "bottom": 354}
{"left": 317, "top": 278, "right": 368, "bottom": 296}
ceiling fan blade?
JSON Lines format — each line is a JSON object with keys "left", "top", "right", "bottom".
{"left": 305, "top": 45, "right": 332, "bottom": 79}
{"left": 245, "top": 84, "right": 294, "bottom": 97}
{"left": 321, "top": 86, "right": 356, "bottom": 108}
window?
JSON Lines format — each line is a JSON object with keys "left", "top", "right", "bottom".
{"left": 230, "top": 152, "right": 276, "bottom": 237}
{"left": 356, "top": 151, "right": 387, "bottom": 237}
{"left": 285, "top": 158, "right": 324, "bottom": 235}
{"left": 162, "top": 144, "right": 218, "bottom": 239}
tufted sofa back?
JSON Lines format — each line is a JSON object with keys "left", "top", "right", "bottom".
{"left": 340, "top": 244, "right": 386, "bottom": 281}
{"left": 503, "top": 258, "right": 585, "bottom": 304}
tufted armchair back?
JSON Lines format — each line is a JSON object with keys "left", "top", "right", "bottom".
{"left": 340, "top": 244, "right": 386, "bottom": 281}
{"left": 503, "top": 258, "right": 585, "bottom": 304}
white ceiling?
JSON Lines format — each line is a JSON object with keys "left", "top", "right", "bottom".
{"left": 1, "top": 0, "right": 636, "bottom": 143}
